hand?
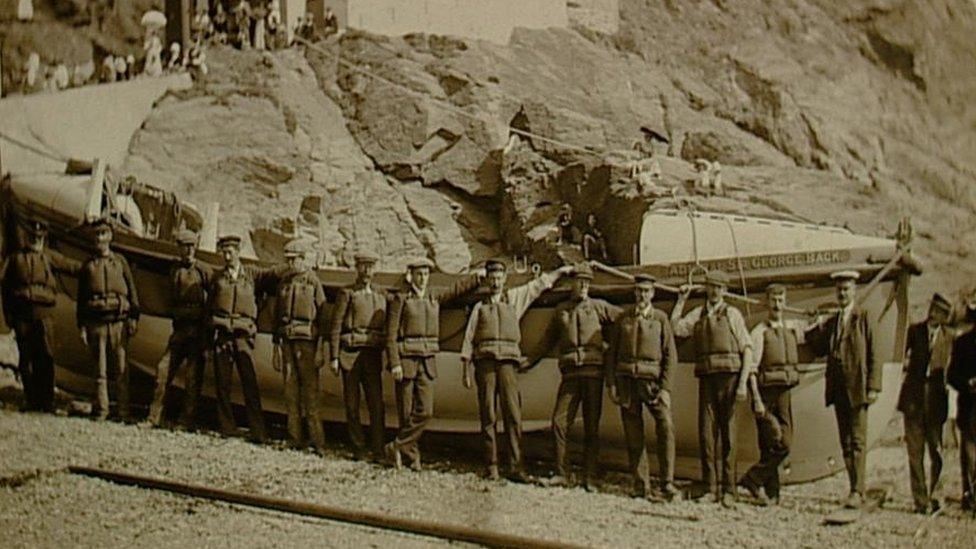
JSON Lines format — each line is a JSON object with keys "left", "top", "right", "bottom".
{"left": 462, "top": 363, "right": 473, "bottom": 390}
{"left": 677, "top": 284, "right": 693, "bottom": 299}
{"left": 752, "top": 398, "right": 766, "bottom": 417}
{"left": 735, "top": 386, "right": 748, "bottom": 402}
{"left": 329, "top": 359, "right": 340, "bottom": 376}
{"left": 558, "top": 265, "right": 575, "bottom": 276}
{"left": 80, "top": 329, "right": 88, "bottom": 347}
{"left": 866, "top": 389, "right": 879, "bottom": 405}
{"left": 655, "top": 389, "right": 671, "bottom": 408}
{"left": 126, "top": 319, "right": 139, "bottom": 337}
{"left": 519, "top": 357, "right": 539, "bottom": 373}
{"left": 608, "top": 384, "right": 620, "bottom": 405}
{"left": 391, "top": 365, "right": 403, "bottom": 382}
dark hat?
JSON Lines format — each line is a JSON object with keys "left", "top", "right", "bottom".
{"left": 353, "top": 250, "right": 379, "bottom": 264}
{"left": 407, "top": 257, "right": 435, "bottom": 270}
{"left": 930, "top": 292, "right": 952, "bottom": 313}
{"left": 573, "top": 264, "right": 594, "bottom": 280}
{"left": 23, "top": 218, "right": 48, "bottom": 236}
{"left": 283, "top": 239, "right": 308, "bottom": 258}
{"left": 634, "top": 273, "right": 656, "bottom": 288}
{"left": 765, "top": 283, "right": 787, "bottom": 296}
{"left": 174, "top": 229, "right": 198, "bottom": 245}
{"left": 217, "top": 234, "right": 242, "bottom": 249}
{"left": 485, "top": 259, "right": 507, "bottom": 273}
{"left": 704, "top": 270, "right": 730, "bottom": 287}
{"left": 830, "top": 270, "right": 860, "bottom": 283}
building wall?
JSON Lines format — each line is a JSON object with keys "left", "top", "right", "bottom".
{"left": 567, "top": 0, "right": 619, "bottom": 34}
{"left": 319, "top": 0, "right": 569, "bottom": 44}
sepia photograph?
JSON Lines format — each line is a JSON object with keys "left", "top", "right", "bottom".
{"left": 0, "top": 0, "right": 975, "bottom": 546}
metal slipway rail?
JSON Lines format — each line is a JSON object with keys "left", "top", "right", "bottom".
{"left": 68, "top": 465, "right": 587, "bottom": 549}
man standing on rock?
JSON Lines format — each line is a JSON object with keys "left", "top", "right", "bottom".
{"left": 207, "top": 234, "right": 279, "bottom": 442}
{"left": 528, "top": 264, "right": 622, "bottom": 490}
{"left": 0, "top": 219, "right": 80, "bottom": 413}
{"left": 947, "top": 292, "right": 976, "bottom": 516}
{"left": 271, "top": 239, "right": 329, "bottom": 453}
{"left": 899, "top": 293, "right": 954, "bottom": 514}
{"left": 146, "top": 229, "right": 211, "bottom": 428}
{"left": 459, "top": 259, "right": 572, "bottom": 481}
{"left": 808, "top": 270, "right": 881, "bottom": 509}
{"left": 607, "top": 273, "right": 679, "bottom": 501}
{"left": 672, "top": 270, "right": 753, "bottom": 508}
{"left": 330, "top": 251, "right": 388, "bottom": 460}
{"left": 739, "top": 283, "right": 807, "bottom": 506}
{"left": 384, "top": 258, "right": 482, "bottom": 471}
{"left": 77, "top": 219, "right": 140, "bottom": 421}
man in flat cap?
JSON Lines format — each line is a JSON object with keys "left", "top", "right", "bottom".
{"left": 0, "top": 218, "right": 80, "bottom": 412}
{"left": 899, "top": 292, "right": 954, "bottom": 514}
{"left": 607, "top": 273, "right": 679, "bottom": 500}
{"left": 947, "top": 290, "right": 976, "bottom": 516}
{"left": 76, "top": 219, "right": 140, "bottom": 421}
{"left": 269, "top": 239, "right": 329, "bottom": 453}
{"left": 808, "top": 270, "right": 881, "bottom": 509}
{"left": 207, "top": 234, "right": 282, "bottom": 442}
{"left": 146, "top": 229, "right": 211, "bottom": 428}
{"left": 527, "top": 264, "right": 622, "bottom": 489}
{"left": 459, "top": 259, "right": 573, "bottom": 481}
{"left": 330, "top": 250, "right": 387, "bottom": 460}
{"left": 384, "top": 257, "right": 483, "bottom": 470}
{"left": 672, "top": 269, "right": 753, "bottom": 507}
{"left": 740, "top": 283, "right": 809, "bottom": 505}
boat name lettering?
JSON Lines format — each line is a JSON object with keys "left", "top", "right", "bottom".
{"left": 667, "top": 250, "right": 851, "bottom": 276}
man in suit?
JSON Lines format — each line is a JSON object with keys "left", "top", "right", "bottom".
{"left": 384, "top": 258, "right": 482, "bottom": 470}
{"left": 808, "top": 270, "right": 882, "bottom": 509}
{"left": 899, "top": 293, "right": 954, "bottom": 514}
{"left": 947, "top": 292, "right": 976, "bottom": 516}
{"left": 330, "top": 251, "right": 388, "bottom": 460}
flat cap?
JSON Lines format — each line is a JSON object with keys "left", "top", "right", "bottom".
{"left": 704, "top": 269, "right": 730, "bottom": 287}
{"left": 634, "top": 273, "right": 656, "bottom": 288}
{"left": 86, "top": 217, "right": 113, "bottom": 234}
{"left": 573, "top": 264, "right": 594, "bottom": 280}
{"left": 830, "top": 270, "right": 860, "bottom": 282}
{"left": 485, "top": 259, "right": 507, "bottom": 273}
{"left": 283, "top": 239, "right": 308, "bottom": 258}
{"left": 175, "top": 229, "right": 198, "bottom": 245}
{"left": 353, "top": 250, "right": 379, "bottom": 264}
{"left": 765, "top": 283, "right": 787, "bottom": 296}
{"left": 23, "top": 218, "right": 48, "bottom": 235}
{"left": 930, "top": 292, "right": 952, "bottom": 313}
{"left": 217, "top": 234, "right": 242, "bottom": 248}
{"left": 407, "top": 257, "right": 435, "bottom": 270}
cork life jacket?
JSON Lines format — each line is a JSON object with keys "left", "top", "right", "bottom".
{"left": 81, "top": 253, "right": 131, "bottom": 317}
{"left": 615, "top": 307, "right": 664, "bottom": 379}
{"left": 210, "top": 267, "right": 257, "bottom": 334}
{"left": 170, "top": 263, "right": 208, "bottom": 321}
{"left": 472, "top": 298, "right": 522, "bottom": 362}
{"left": 276, "top": 271, "right": 321, "bottom": 340}
{"left": 556, "top": 298, "right": 606, "bottom": 367}
{"left": 8, "top": 250, "right": 58, "bottom": 306}
{"left": 397, "top": 291, "right": 440, "bottom": 357}
{"left": 340, "top": 288, "right": 386, "bottom": 349}
{"left": 693, "top": 303, "right": 742, "bottom": 376}
{"left": 758, "top": 323, "right": 800, "bottom": 387}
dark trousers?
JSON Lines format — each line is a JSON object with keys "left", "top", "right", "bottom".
{"left": 393, "top": 358, "right": 434, "bottom": 465}
{"left": 619, "top": 378, "right": 675, "bottom": 490}
{"left": 959, "top": 396, "right": 976, "bottom": 506}
{"left": 14, "top": 318, "right": 55, "bottom": 412}
{"left": 474, "top": 358, "right": 523, "bottom": 470}
{"left": 340, "top": 348, "right": 385, "bottom": 456}
{"left": 214, "top": 331, "right": 266, "bottom": 441}
{"left": 833, "top": 389, "right": 869, "bottom": 495}
{"left": 85, "top": 321, "right": 129, "bottom": 420}
{"left": 147, "top": 330, "right": 206, "bottom": 427}
{"left": 282, "top": 339, "right": 325, "bottom": 451}
{"left": 698, "top": 372, "right": 739, "bottom": 495}
{"left": 742, "top": 386, "right": 793, "bottom": 498}
{"left": 552, "top": 375, "right": 604, "bottom": 479}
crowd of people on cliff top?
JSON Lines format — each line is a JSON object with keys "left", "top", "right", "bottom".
{"left": 195, "top": 1, "right": 338, "bottom": 51}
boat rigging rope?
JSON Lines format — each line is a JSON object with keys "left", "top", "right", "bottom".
{"left": 724, "top": 217, "right": 751, "bottom": 317}
{"left": 0, "top": 130, "right": 70, "bottom": 165}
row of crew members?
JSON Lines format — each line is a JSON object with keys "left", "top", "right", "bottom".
{"left": 3, "top": 217, "right": 975, "bottom": 513}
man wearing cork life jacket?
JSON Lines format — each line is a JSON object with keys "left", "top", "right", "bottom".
{"left": 459, "top": 259, "right": 573, "bottom": 481}
{"left": 672, "top": 270, "right": 753, "bottom": 508}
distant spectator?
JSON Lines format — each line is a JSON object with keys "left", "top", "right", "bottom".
{"left": 53, "top": 63, "right": 69, "bottom": 90}
{"left": 42, "top": 67, "right": 57, "bottom": 93}
{"left": 323, "top": 7, "right": 338, "bottom": 37}
{"left": 143, "top": 32, "right": 164, "bottom": 77}
{"left": 24, "top": 52, "right": 40, "bottom": 91}
{"left": 125, "top": 55, "right": 136, "bottom": 80}
{"left": 694, "top": 159, "right": 711, "bottom": 192}
{"left": 556, "top": 203, "right": 579, "bottom": 246}
{"left": 167, "top": 42, "right": 182, "bottom": 71}
{"left": 301, "top": 11, "right": 315, "bottom": 40}
{"left": 253, "top": 5, "right": 267, "bottom": 50}
{"left": 235, "top": 1, "right": 253, "bottom": 49}
{"left": 115, "top": 55, "right": 128, "bottom": 81}
{"left": 582, "top": 213, "right": 608, "bottom": 262}
{"left": 101, "top": 55, "right": 117, "bottom": 83}
{"left": 192, "top": 7, "right": 212, "bottom": 42}
{"left": 189, "top": 40, "right": 208, "bottom": 80}
{"left": 213, "top": 3, "right": 228, "bottom": 43}
{"left": 711, "top": 161, "right": 724, "bottom": 195}
{"left": 266, "top": 0, "right": 281, "bottom": 48}
{"left": 17, "top": 0, "right": 33, "bottom": 21}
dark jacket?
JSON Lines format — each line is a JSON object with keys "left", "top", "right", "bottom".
{"left": 947, "top": 327, "right": 976, "bottom": 397}
{"left": 329, "top": 283, "right": 387, "bottom": 368}
{"left": 808, "top": 307, "right": 882, "bottom": 408}
{"left": 897, "top": 321, "right": 951, "bottom": 420}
